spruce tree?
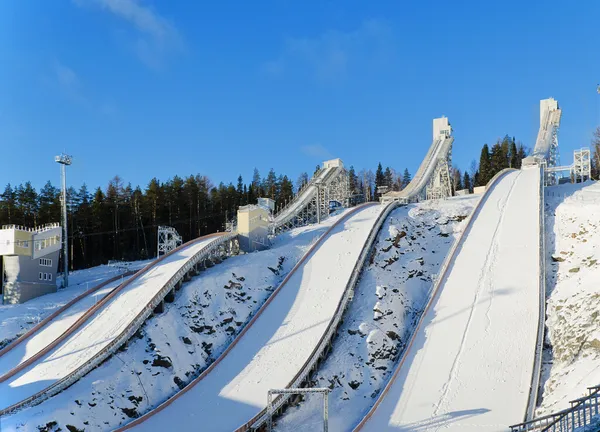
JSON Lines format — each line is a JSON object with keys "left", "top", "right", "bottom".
{"left": 402, "top": 169, "right": 411, "bottom": 188}
{"left": 384, "top": 167, "right": 393, "bottom": 188}
{"left": 375, "top": 163, "right": 385, "bottom": 197}
{"left": 463, "top": 172, "right": 472, "bottom": 192}
{"left": 479, "top": 144, "right": 492, "bottom": 185}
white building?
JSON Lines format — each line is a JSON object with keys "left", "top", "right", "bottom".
{"left": 0, "top": 223, "right": 62, "bottom": 304}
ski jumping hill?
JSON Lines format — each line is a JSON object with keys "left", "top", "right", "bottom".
{"left": 357, "top": 167, "right": 543, "bottom": 431}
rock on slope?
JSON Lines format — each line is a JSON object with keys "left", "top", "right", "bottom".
{"left": 538, "top": 181, "right": 600, "bottom": 415}
{"left": 274, "top": 196, "right": 477, "bottom": 432}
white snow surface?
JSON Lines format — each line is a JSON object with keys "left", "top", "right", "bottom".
{"left": 0, "top": 276, "right": 133, "bottom": 379}
{"left": 0, "top": 239, "right": 216, "bottom": 412}
{"left": 362, "top": 168, "right": 541, "bottom": 432}
{"left": 274, "top": 196, "right": 478, "bottom": 432}
{"left": 0, "top": 211, "right": 349, "bottom": 432}
{"left": 537, "top": 181, "right": 600, "bottom": 415}
{"left": 0, "top": 262, "right": 149, "bottom": 349}
{"left": 127, "top": 204, "right": 384, "bottom": 432}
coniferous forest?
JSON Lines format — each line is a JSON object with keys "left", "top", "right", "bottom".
{"left": 1, "top": 132, "right": 597, "bottom": 276}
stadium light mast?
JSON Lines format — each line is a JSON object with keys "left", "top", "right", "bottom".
{"left": 55, "top": 153, "right": 72, "bottom": 287}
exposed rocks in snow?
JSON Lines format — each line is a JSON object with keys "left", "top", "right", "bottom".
{"left": 274, "top": 196, "right": 477, "bottom": 431}
{"left": 538, "top": 182, "right": 600, "bottom": 416}
{"left": 3, "top": 219, "right": 339, "bottom": 432}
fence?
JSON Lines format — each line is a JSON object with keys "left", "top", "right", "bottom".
{"left": 510, "top": 385, "right": 600, "bottom": 432}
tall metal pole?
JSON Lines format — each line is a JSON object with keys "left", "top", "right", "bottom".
{"left": 55, "top": 154, "right": 72, "bottom": 288}
{"left": 60, "top": 163, "right": 69, "bottom": 288}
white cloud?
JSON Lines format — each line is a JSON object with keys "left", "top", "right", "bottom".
{"left": 264, "top": 19, "right": 393, "bottom": 82}
{"left": 53, "top": 60, "right": 87, "bottom": 105}
{"left": 301, "top": 144, "right": 333, "bottom": 160}
{"left": 54, "top": 61, "right": 80, "bottom": 91}
{"left": 74, "top": 0, "right": 182, "bottom": 68}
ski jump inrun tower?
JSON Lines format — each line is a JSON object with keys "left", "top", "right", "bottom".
{"left": 381, "top": 116, "right": 454, "bottom": 204}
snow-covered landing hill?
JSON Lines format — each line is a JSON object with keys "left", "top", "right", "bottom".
{"left": 0, "top": 261, "right": 151, "bottom": 349}
{"left": 0, "top": 212, "right": 346, "bottom": 432}
{"left": 538, "top": 181, "right": 600, "bottom": 415}
{"left": 274, "top": 196, "right": 478, "bottom": 432}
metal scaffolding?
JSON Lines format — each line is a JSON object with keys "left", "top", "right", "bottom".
{"left": 272, "top": 167, "right": 351, "bottom": 235}
{"left": 157, "top": 226, "right": 183, "bottom": 257}
{"left": 573, "top": 147, "right": 591, "bottom": 183}
{"left": 267, "top": 388, "right": 330, "bottom": 432}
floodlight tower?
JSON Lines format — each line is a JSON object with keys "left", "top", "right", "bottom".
{"left": 55, "top": 153, "right": 72, "bottom": 287}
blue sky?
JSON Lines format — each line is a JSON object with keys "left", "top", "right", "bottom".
{"left": 1, "top": 0, "right": 599, "bottom": 191}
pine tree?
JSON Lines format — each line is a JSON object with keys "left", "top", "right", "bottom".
{"left": 236, "top": 175, "right": 244, "bottom": 207}
{"left": 264, "top": 169, "right": 278, "bottom": 200}
{"left": 0, "top": 184, "right": 16, "bottom": 223}
{"left": 384, "top": 167, "right": 393, "bottom": 188}
{"left": 509, "top": 139, "right": 519, "bottom": 168}
{"left": 38, "top": 181, "right": 60, "bottom": 224}
{"left": 478, "top": 144, "right": 492, "bottom": 186}
{"left": 452, "top": 167, "right": 463, "bottom": 191}
{"left": 251, "top": 168, "right": 261, "bottom": 194}
{"left": 591, "top": 127, "right": 600, "bottom": 179}
{"left": 490, "top": 142, "right": 507, "bottom": 176}
{"left": 402, "top": 168, "right": 411, "bottom": 188}
{"left": 375, "top": 163, "right": 385, "bottom": 198}
{"left": 278, "top": 175, "right": 294, "bottom": 210}
{"left": 463, "top": 172, "right": 472, "bottom": 193}
{"left": 348, "top": 166, "right": 358, "bottom": 193}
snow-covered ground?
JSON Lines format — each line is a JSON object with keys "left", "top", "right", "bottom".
{"left": 126, "top": 204, "right": 384, "bottom": 432}
{"left": 537, "top": 180, "right": 600, "bottom": 416}
{"left": 273, "top": 196, "right": 478, "bottom": 432}
{"left": 360, "top": 168, "right": 542, "bottom": 431}
{"left": 0, "top": 237, "right": 222, "bottom": 414}
{"left": 0, "top": 212, "right": 349, "bottom": 432}
{"left": 0, "top": 276, "right": 135, "bottom": 380}
{"left": 0, "top": 261, "right": 149, "bottom": 350}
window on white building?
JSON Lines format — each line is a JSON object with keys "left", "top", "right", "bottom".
{"left": 49, "top": 273, "right": 52, "bottom": 281}
{"left": 39, "top": 272, "right": 43, "bottom": 280}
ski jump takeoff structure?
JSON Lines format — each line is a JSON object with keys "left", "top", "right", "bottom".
{"left": 381, "top": 116, "right": 454, "bottom": 204}
{"left": 354, "top": 99, "right": 561, "bottom": 432}
{"left": 270, "top": 158, "right": 351, "bottom": 234}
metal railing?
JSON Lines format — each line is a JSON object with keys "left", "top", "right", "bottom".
{"left": 524, "top": 164, "right": 547, "bottom": 421}
{"left": 382, "top": 136, "right": 454, "bottom": 203}
{"left": 353, "top": 168, "right": 517, "bottom": 431}
{"left": 239, "top": 201, "right": 399, "bottom": 431}
{"left": 272, "top": 167, "right": 338, "bottom": 230}
{"left": 0, "top": 232, "right": 237, "bottom": 415}
{"left": 115, "top": 203, "right": 374, "bottom": 432}
{"left": 510, "top": 385, "right": 600, "bottom": 432}
{"left": 273, "top": 168, "right": 325, "bottom": 220}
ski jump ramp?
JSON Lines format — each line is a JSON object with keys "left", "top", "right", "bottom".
{"left": 118, "top": 204, "right": 387, "bottom": 432}
{"left": 0, "top": 233, "right": 234, "bottom": 414}
{"left": 356, "top": 167, "right": 542, "bottom": 431}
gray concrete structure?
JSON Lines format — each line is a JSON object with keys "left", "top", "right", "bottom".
{"left": 0, "top": 223, "right": 62, "bottom": 304}
{"left": 3, "top": 250, "right": 60, "bottom": 304}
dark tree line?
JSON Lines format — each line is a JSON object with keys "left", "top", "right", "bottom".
{"left": 0, "top": 168, "right": 296, "bottom": 271}
{"left": 592, "top": 127, "right": 600, "bottom": 180}
{"left": 464, "top": 135, "right": 528, "bottom": 189}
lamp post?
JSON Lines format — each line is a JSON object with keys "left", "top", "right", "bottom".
{"left": 55, "top": 153, "right": 72, "bottom": 288}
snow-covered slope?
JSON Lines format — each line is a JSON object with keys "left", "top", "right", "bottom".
{"left": 0, "top": 212, "right": 349, "bottom": 432}
{"left": 124, "top": 204, "right": 383, "bottom": 432}
{"left": 360, "top": 168, "right": 541, "bottom": 432}
{"left": 537, "top": 181, "right": 600, "bottom": 415}
{"left": 274, "top": 196, "right": 478, "bottom": 432}
{"left": 0, "top": 237, "right": 218, "bottom": 413}
{"left": 0, "top": 275, "right": 133, "bottom": 379}
{"left": 0, "top": 262, "right": 149, "bottom": 349}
